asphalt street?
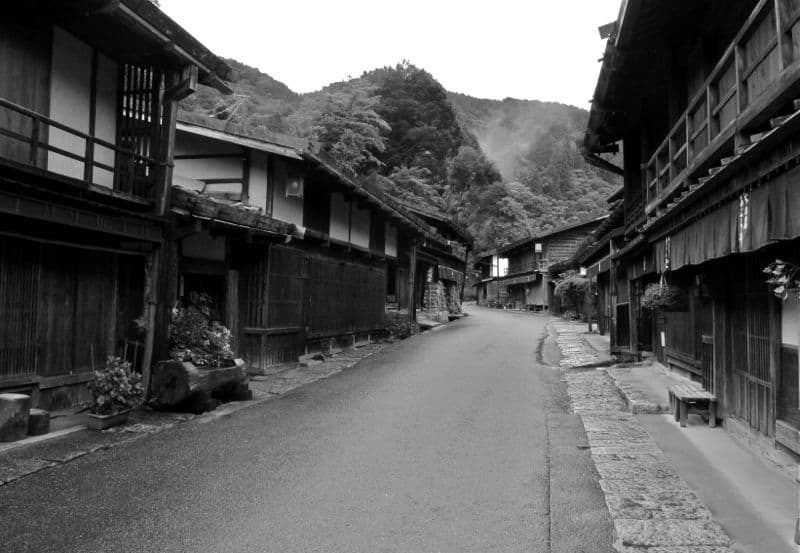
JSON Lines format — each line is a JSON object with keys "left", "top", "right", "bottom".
{"left": 0, "top": 307, "right": 614, "bottom": 553}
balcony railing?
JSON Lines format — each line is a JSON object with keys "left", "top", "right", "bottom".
{"left": 644, "top": 0, "right": 800, "bottom": 214}
{"left": 507, "top": 260, "right": 544, "bottom": 276}
{"left": 0, "top": 97, "right": 159, "bottom": 201}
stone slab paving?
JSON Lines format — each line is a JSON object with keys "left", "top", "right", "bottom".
{"left": 551, "top": 321, "right": 604, "bottom": 367}
{"left": 552, "top": 319, "right": 735, "bottom": 553}
{"left": 607, "top": 366, "right": 668, "bottom": 414}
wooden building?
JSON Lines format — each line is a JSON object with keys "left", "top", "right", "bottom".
{"left": 0, "top": 2, "right": 230, "bottom": 408}
{"left": 474, "top": 255, "right": 508, "bottom": 307}
{"left": 397, "top": 202, "right": 472, "bottom": 322}
{"left": 584, "top": 0, "right": 800, "bottom": 458}
{"left": 171, "top": 119, "right": 469, "bottom": 373}
{"left": 490, "top": 218, "right": 605, "bottom": 311}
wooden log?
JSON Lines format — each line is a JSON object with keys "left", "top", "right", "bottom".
{"left": 0, "top": 393, "right": 31, "bottom": 442}
{"left": 150, "top": 358, "right": 248, "bottom": 407}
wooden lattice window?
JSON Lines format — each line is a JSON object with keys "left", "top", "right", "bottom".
{"left": 116, "top": 64, "right": 162, "bottom": 198}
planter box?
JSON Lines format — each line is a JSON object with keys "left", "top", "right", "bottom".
{"left": 87, "top": 409, "right": 131, "bottom": 431}
{"left": 151, "top": 358, "right": 248, "bottom": 407}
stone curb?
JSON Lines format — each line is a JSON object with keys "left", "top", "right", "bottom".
{"left": 605, "top": 367, "right": 669, "bottom": 415}
{"left": 549, "top": 320, "right": 735, "bottom": 553}
{"left": 561, "top": 370, "right": 735, "bottom": 553}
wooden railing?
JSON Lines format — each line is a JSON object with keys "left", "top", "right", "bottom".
{"left": 507, "top": 259, "right": 544, "bottom": 276}
{"left": 0, "top": 97, "right": 159, "bottom": 200}
{"left": 644, "top": 0, "right": 800, "bottom": 213}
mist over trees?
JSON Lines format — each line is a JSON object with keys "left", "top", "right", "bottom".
{"left": 179, "top": 59, "right": 620, "bottom": 254}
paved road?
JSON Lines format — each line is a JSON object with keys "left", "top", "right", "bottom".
{"left": 0, "top": 307, "right": 614, "bottom": 553}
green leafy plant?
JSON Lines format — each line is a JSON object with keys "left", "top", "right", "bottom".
{"left": 87, "top": 356, "right": 144, "bottom": 415}
{"left": 554, "top": 272, "right": 595, "bottom": 314}
{"left": 384, "top": 312, "right": 420, "bottom": 340}
{"left": 641, "top": 281, "right": 683, "bottom": 311}
{"left": 764, "top": 259, "right": 800, "bottom": 300}
{"left": 169, "top": 292, "right": 234, "bottom": 367}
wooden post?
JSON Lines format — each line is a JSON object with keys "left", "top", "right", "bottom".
{"left": 408, "top": 243, "right": 417, "bottom": 322}
{"left": 767, "top": 294, "right": 779, "bottom": 437}
{"left": 630, "top": 278, "right": 639, "bottom": 356}
{"left": 226, "top": 269, "right": 239, "bottom": 352}
{"left": 140, "top": 251, "right": 159, "bottom": 397}
{"left": 775, "top": 0, "right": 789, "bottom": 71}
{"left": 241, "top": 149, "right": 251, "bottom": 206}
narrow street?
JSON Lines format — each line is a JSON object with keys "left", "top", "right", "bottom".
{"left": 0, "top": 308, "right": 614, "bottom": 553}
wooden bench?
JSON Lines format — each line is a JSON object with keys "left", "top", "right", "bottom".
{"left": 668, "top": 384, "right": 717, "bottom": 428}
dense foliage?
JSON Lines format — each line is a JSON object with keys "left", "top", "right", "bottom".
{"left": 764, "top": 259, "right": 800, "bottom": 300}
{"left": 641, "top": 282, "right": 684, "bottom": 311}
{"left": 384, "top": 311, "right": 420, "bottom": 340}
{"left": 87, "top": 356, "right": 144, "bottom": 415}
{"left": 179, "top": 60, "right": 620, "bottom": 253}
{"left": 554, "top": 273, "right": 594, "bottom": 314}
{"left": 170, "top": 293, "right": 235, "bottom": 367}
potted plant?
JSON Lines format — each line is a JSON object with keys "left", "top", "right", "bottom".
{"left": 641, "top": 278, "right": 683, "bottom": 311}
{"left": 764, "top": 259, "right": 800, "bottom": 299}
{"left": 86, "top": 356, "right": 144, "bottom": 430}
{"left": 150, "top": 293, "right": 248, "bottom": 410}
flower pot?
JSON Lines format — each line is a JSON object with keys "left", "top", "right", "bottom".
{"left": 87, "top": 409, "right": 131, "bottom": 431}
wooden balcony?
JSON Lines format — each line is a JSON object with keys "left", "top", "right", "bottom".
{"left": 0, "top": 97, "right": 159, "bottom": 202}
{"left": 645, "top": 0, "right": 800, "bottom": 215}
{"left": 507, "top": 260, "right": 543, "bottom": 276}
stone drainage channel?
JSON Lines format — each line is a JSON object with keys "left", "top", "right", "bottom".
{"left": 551, "top": 320, "right": 735, "bottom": 553}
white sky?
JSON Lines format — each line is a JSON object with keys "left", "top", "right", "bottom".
{"left": 161, "top": 0, "right": 622, "bottom": 108}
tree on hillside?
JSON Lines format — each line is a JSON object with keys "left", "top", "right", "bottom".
{"left": 289, "top": 79, "right": 390, "bottom": 175}
{"left": 364, "top": 62, "right": 467, "bottom": 184}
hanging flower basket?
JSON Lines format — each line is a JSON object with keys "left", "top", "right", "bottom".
{"left": 641, "top": 281, "right": 683, "bottom": 311}
{"left": 764, "top": 259, "right": 800, "bottom": 300}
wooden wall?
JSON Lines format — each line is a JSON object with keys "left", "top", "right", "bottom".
{"left": 0, "top": 16, "right": 52, "bottom": 166}
{"left": 236, "top": 243, "right": 387, "bottom": 371}
{"left": 0, "top": 236, "right": 145, "bottom": 396}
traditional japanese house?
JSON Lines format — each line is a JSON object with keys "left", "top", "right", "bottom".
{"left": 473, "top": 254, "right": 508, "bottom": 307}
{"left": 584, "top": 0, "right": 800, "bottom": 458}
{"left": 397, "top": 202, "right": 472, "bottom": 322}
{"left": 0, "top": 1, "right": 230, "bottom": 408}
{"left": 553, "top": 193, "right": 625, "bottom": 334}
{"left": 171, "top": 119, "right": 468, "bottom": 373}
{"left": 493, "top": 218, "right": 605, "bottom": 311}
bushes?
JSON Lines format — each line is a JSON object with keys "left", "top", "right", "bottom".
{"left": 87, "top": 356, "right": 144, "bottom": 415}
{"left": 384, "top": 312, "right": 420, "bottom": 340}
{"left": 554, "top": 272, "right": 594, "bottom": 315}
{"left": 169, "top": 292, "right": 235, "bottom": 367}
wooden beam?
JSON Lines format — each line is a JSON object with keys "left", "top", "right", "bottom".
{"left": 408, "top": 243, "right": 417, "bottom": 322}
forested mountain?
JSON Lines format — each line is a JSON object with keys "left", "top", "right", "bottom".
{"left": 179, "top": 59, "right": 620, "bottom": 253}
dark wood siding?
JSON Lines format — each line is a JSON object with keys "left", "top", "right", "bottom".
{"left": 0, "top": 17, "right": 52, "bottom": 166}
{"left": 306, "top": 254, "right": 385, "bottom": 338}
{"left": 0, "top": 237, "right": 141, "bottom": 382}
{"left": 727, "top": 258, "right": 775, "bottom": 436}
{"left": 237, "top": 243, "right": 387, "bottom": 370}
{"left": 779, "top": 345, "right": 799, "bottom": 428}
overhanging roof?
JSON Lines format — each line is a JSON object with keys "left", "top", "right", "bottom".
{"left": 177, "top": 119, "right": 306, "bottom": 160}
{"left": 584, "top": 0, "right": 756, "bottom": 152}
{"left": 497, "top": 215, "right": 607, "bottom": 256}
{"left": 17, "top": 1, "right": 233, "bottom": 94}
